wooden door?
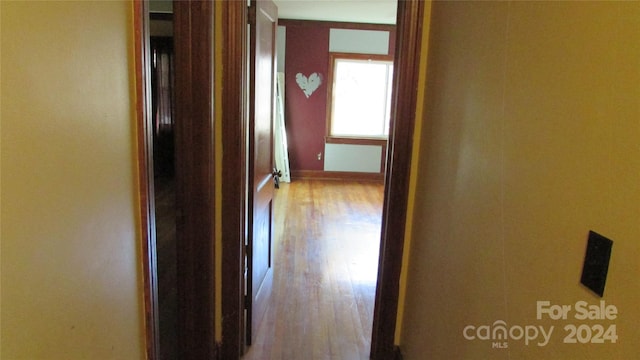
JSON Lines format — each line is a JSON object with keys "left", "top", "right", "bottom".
{"left": 247, "top": 0, "right": 278, "bottom": 347}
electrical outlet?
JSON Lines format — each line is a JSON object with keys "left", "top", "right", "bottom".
{"left": 317, "top": 152, "right": 322, "bottom": 161}
{"left": 580, "top": 231, "right": 613, "bottom": 297}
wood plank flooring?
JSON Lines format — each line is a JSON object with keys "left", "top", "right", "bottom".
{"left": 154, "top": 175, "right": 178, "bottom": 360}
{"left": 242, "top": 179, "right": 384, "bottom": 360}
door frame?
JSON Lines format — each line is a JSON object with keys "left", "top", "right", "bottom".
{"left": 371, "top": 1, "right": 426, "bottom": 358}
{"left": 133, "top": 1, "right": 159, "bottom": 359}
{"left": 173, "top": 1, "right": 217, "bottom": 359}
{"left": 219, "top": 1, "right": 249, "bottom": 359}
{"left": 134, "top": 1, "right": 218, "bottom": 359}
{"left": 219, "top": 0, "right": 426, "bottom": 359}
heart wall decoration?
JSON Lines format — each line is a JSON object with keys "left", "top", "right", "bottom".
{"left": 295, "top": 72, "right": 322, "bottom": 98}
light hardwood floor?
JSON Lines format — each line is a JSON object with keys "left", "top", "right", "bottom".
{"left": 242, "top": 179, "right": 384, "bottom": 360}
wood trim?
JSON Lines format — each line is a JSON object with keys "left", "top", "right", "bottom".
{"left": 290, "top": 170, "right": 384, "bottom": 183}
{"left": 278, "top": 18, "right": 395, "bottom": 32}
{"left": 325, "top": 136, "right": 387, "bottom": 146}
{"left": 220, "top": 0, "right": 248, "bottom": 359}
{"left": 329, "top": 52, "right": 394, "bottom": 62}
{"left": 370, "top": 0, "right": 425, "bottom": 359}
{"left": 134, "top": 1, "right": 160, "bottom": 359}
{"left": 173, "top": 1, "right": 217, "bottom": 359}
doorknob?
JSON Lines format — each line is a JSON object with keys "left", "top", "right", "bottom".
{"left": 272, "top": 168, "right": 282, "bottom": 189}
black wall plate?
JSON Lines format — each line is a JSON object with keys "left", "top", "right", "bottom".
{"left": 580, "top": 231, "right": 613, "bottom": 297}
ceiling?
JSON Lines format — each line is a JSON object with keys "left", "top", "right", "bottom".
{"left": 272, "top": 0, "right": 397, "bottom": 25}
{"left": 148, "top": 0, "right": 398, "bottom": 25}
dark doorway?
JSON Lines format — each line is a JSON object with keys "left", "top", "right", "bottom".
{"left": 134, "top": 3, "right": 179, "bottom": 359}
{"left": 150, "top": 31, "right": 177, "bottom": 360}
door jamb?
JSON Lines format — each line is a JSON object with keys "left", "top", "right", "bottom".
{"left": 173, "top": 1, "right": 217, "bottom": 359}
{"left": 219, "top": 0, "right": 249, "bottom": 359}
{"left": 133, "top": 1, "right": 160, "bottom": 359}
{"left": 135, "top": 1, "right": 219, "bottom": 359}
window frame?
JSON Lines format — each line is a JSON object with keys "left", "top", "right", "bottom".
{"left": 325, "top": 52, "right": 395, "bottom": 141}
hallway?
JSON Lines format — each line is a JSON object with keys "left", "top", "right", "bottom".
{"left": 243, "top": 180, "right": 384, "bottom": 360}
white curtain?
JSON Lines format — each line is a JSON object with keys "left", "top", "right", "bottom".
{"left": 274, "top": 72, "right": 291, "bottom": 183}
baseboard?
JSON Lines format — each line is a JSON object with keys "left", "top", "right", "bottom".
{"left": 290, "top": 170, "right": 384, "bottom": 183}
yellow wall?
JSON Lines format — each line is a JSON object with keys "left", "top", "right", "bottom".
{"left": 400, "top": 1, "right": 639, "bottom": 359}
{"left": 1, "top": 1, "right": 144, "bottom": 359}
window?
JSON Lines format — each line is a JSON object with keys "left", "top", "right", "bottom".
{"left": 328, "top": 53, "right": 394, "bottom": 138}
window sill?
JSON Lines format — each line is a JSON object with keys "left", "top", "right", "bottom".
{"left": 325, "top": 136, "right": 388, "bottom": 146}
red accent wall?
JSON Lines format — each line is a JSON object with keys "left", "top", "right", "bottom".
{"left": 283, "top": 21, "right": 396, "bottom": 172}
{"left": 284, "top": 25, "right": 329, "bottom": 171}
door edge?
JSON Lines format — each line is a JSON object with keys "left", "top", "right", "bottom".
{"left": 133, "top": 1, "right": 160, "bottom": 359}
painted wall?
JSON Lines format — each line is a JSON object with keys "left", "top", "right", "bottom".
{"left": 283, "top": 22, "right": 395, "bottom": 173}
{"left": 400, "top": 1, "right": 639, "bottom": 359}
{"left": 324, "top": 144, "right": 382, "bottom": 173}
{"left": 1, "top": 2, "right": 144, "bottom": 359}
{"left": 284, "top": 24, "right": 329, "bottom": 171}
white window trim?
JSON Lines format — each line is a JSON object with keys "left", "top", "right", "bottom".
{"left": 327, "top": 52, "right": 394, "bottom": 140}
